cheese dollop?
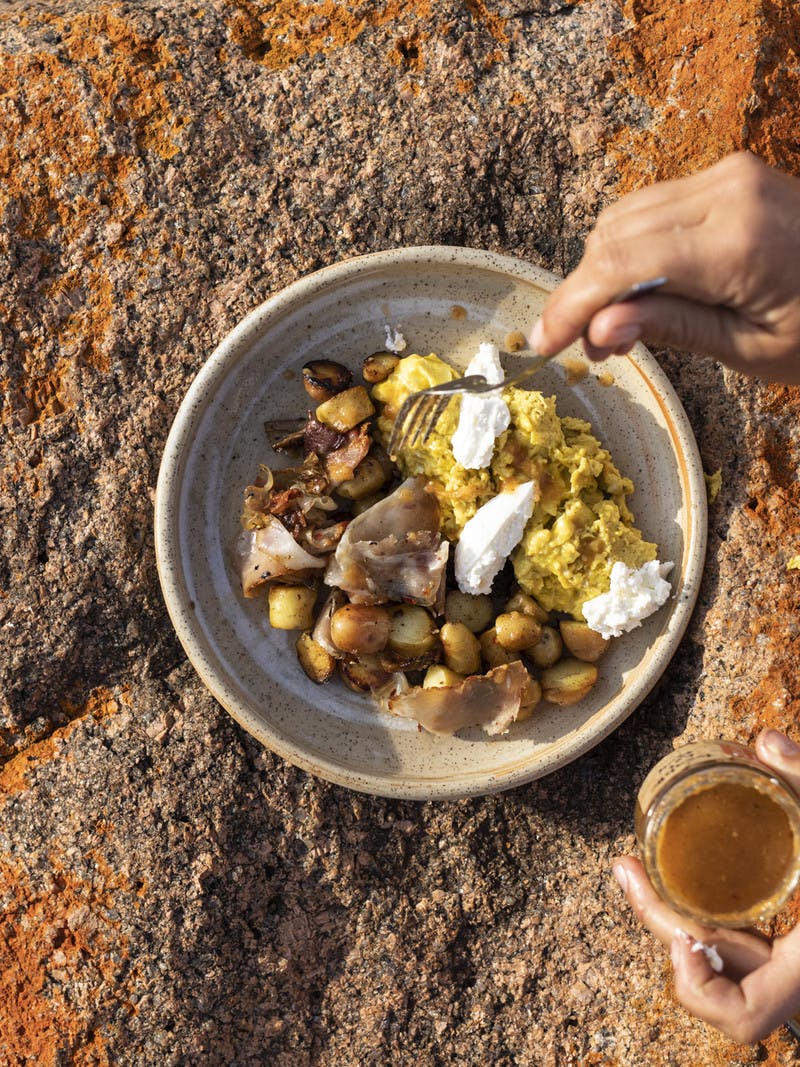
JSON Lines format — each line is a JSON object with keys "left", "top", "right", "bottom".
{"left": 454, "top": 481, "right": 536, "bottom": 595}
{"left": 582, "top": 560, "right": 674, "bottom": 639}
{"left": 451, "top": 342, "right": 510, "bottom": 470}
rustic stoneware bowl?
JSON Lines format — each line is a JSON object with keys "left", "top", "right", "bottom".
{"left": 155, "top": 246, "right": 707, "bottom": 800}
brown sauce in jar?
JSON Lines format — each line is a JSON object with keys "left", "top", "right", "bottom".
{"left": 636, "top": 742, "right": 800, "bottom": 926}
{"left": 656, "top": 781, "right": 795, "bottom": 919}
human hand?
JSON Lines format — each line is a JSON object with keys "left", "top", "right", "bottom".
{"left": 613, "top": 729, "right": 800, "bottom": 1044}
{"left": 531, "top": 153, "right": 800, "bottom": 383}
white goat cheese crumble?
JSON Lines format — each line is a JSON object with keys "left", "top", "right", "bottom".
{"left": 454, "top": 481, "right": 536, "bottom": 595}
{"left": 582, "top": 560, "right": 674, "bottom": 639}
{"left": 384, "top": 325, "right": 407, "bottom": 354}
{"left": 451, "top": 342, "right": 511, "bottom": 470}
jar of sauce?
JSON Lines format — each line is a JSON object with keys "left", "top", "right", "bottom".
{"left": 636, "top": 740, "right": 800, "bottom": 927}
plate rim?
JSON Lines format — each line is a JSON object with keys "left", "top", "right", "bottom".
{"left": 155, "top": 244, "right": 708, "bottom": 800}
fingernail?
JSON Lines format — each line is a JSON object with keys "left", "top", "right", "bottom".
{"left": 762, "top": 729, "right": 800, "bottom": 759}
{"left": 606, "top": 323, "right": 641, "bottom": 349}
{"left": 530, "top": 319, "right": 544, "bottom": 350}
{"left": 612, "top": 862, "right": 629, "bottom": 894}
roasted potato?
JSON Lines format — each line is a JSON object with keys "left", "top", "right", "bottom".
{"left": 504, "top": 591, "right": 548, "bottom": 624}
{"left": 339, "top": 655, "right": 393, "bottom": 693}
{"left": 559, "top": 620, "right": 610, "bottom": 663}
{"left": 295, "top": 633, "right": 336, "bottom": 684}
{"left": 494, "top": 611, "right": 542, "bottom": 652}
{"left": 362, "top": 352, "right": 400, "bottom": 383}
{"left": 479, "top": 627, "right": 521, "bottom": 670}
{"left": 541, "top": 658, "right": 598, "bottom": 706}
{"left": 302, "top": 360, "right": 352, "bottom": 402}
{"left": 516, "top": 673, "right": 543, "bottom": 722}
{"left": 316, "top": 386, "right": 375, "bottom": 432}
{"left": 387, "top": 605, "right": 439, "bottom": 658}
{"left": 526, "top": 625, "right": 563, "bottom": 669}
{"left": 444, "top": 590, "right": 494, "bottom": 634}
{"left": 336, "top": 454, "right": 390, "bottom": 501}
{"left": 423, "top": 665, "right": 465, "bottom": 688}
{"left": 440, "top": 621, "right": 482, "bottom": 675}
{"left": 268, "top": 584, "right": 318, "bottom": 631}
{"left": 330, "top": 603, "right": 391, "bottom": 655}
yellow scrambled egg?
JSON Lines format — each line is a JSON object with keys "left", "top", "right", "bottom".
{"left": 372, "top": 353, "right": 657, "bottom": 618}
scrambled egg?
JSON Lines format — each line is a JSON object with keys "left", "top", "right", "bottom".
{"left": 372, "top": 353, "right": 657, "bottom": 618}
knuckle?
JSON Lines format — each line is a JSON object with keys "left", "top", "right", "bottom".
{"left": 583, "top": 227, "right": 631, "bottom": 278}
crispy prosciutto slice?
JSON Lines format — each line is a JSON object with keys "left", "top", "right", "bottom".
{"left": 236, "top": 516, "right": 326, "bottom": 597}
{"left": 387, "top": 661, "right": 530, "bottom": 736}
{"left": 324, "top": 477, "right": 448, "bottom": 608}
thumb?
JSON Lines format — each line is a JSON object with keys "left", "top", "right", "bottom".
{"left": 754, "top": 730, "right": 800, "bottom": 795}
{"left": 585, "top": 294, "right": 743, "bottom": 361}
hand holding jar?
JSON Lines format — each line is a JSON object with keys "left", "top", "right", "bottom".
{"left": 614, "top": 729, "right": 800, "bottom": 1044}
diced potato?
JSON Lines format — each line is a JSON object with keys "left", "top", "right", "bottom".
{"left": 541, "top": 658, "right": 598, "bottom": 706}
{"left": 380, "top": 647, "right": 440, "bottom": 673}
{"left": 440, "top": 621, "right": 482, "bottom": 675}
{"left": 526, "top": 625, "right": 563, "bottom": 669}
{"left": 479, "top": 627, "right": 521, "bottom": 670}
{"left": 268, "top": 584, "right": 318, "bottom": 631}
{"left": 302, "top": 360, "right": 352, "bottom": 402}
{"left": 387, "top": 605, "right": 439, "bottom": 658}
{"left": 316, "top": 386, "right": 375, "bottom": 432}
{"left": 494, "top": 611, "right": 542, "bottom": 652}
{"left": 336, "top": 454, "right": 389, "bottom": 501}
{"left": 504, "top": 591, "right": 548, "bottom": 624}
{"left": 444, "top": 590, "right": 494, "bottom": 634}
{"left": 516, "top": 673, "right": 543, "bottom": 722}
{"left": 339, "top": 654, "right": 394, "bottom": 693}
{"left": 362, "top": 352, "right": 400, "bottom": 383}
{"left": 330, "top": 603, "right": 391, "bottom": 655}
{"left": 559, "top": 620, "right": 610, "bottom": 663}
{"left": 296, "top": 633, "right": 336, "bottom": 684}
{"left": 423, "top": 665, "right": 465, "bottom": 689}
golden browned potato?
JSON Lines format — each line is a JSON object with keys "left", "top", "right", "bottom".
{"left": 387, "top": 605, "right": 439, "bottom": 658}
{"left": 526, "top": 625, "right": 563, "bottom": 669}
{"left": 504, "top": 590, "right": 549, "bottom": 624}
{"left": 302, "top": 360, "right": 352, "bottom": 402}
{"left": 316, "top": 386, "right": 375, "bottom": 432}
{"left": 440, "top": 621, "right": 482, "bottom": 675}
{"left": 515, "top": 673, "right": 543, "bottom": 722}
{"left": 479, "top": 627, "right": 521, "bottom": 670}
{"left": 268, "top": 584, "right": 318, "bottom": 630}
{"left": 339, "top": 655, "right": 393, "bottom": 693}
{"left": 330, "top": 603, "right": 391, "bottom": 655}
{"left": 494, "top": 611, "right": 542, "bottom": 652}
{"left": 422, "top": 665, "right": 465, "bottom": 689}
{"left": 336, "top": 454, "right": 389, "bottom": 501}
{"left": 559, "top": 620, "right": 610, "bottom": 663}
{"left": 541, "top": 659, "right": 598, "bottom": 706}
{"left": 295, "top": 633, "right": 336, "bottom": 684}
{"left": 444, "top": 590, "right": 494, "bottom": 634}
{"left": 362, "top": 352, "right": 400, "bottom": 383}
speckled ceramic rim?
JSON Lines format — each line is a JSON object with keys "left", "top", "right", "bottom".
{"left": 155, "top": 245, "right": 708, "bottom": 800}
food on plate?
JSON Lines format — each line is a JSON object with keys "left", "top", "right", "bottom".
{"left": 235, "top": 339, "right": 673, "bottom": 736}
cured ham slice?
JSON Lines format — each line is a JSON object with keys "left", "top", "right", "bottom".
{"left": 325, "top": 477, "right": 448, "bottom": 607}
{"left": 387, "top": 661, "right": 530, "bottom": 736}
{"left": 235, "top": 517, "right": 326, "bottom": 597}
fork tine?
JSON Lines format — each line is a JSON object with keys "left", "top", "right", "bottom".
{"left": 387, "top": 395, "right": 418, "bottom": 458}
{"left": 414, "top": 395, "right": 451, "bottom": 448}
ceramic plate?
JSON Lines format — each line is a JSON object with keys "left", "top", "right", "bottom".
{"left": 155, "top": 246, "right": 707, "bottom": 800}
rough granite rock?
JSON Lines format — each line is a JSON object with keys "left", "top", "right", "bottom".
{"left": 1, "top": 0, "right": 800, "bottom": 1064}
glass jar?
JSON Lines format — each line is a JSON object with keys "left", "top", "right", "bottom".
{"left": 636, "top": 740, "right": 800, "bottom": 928}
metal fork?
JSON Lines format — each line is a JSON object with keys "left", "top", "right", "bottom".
{"left": 386, "top": 277, "right": 668, "bottom": 458}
